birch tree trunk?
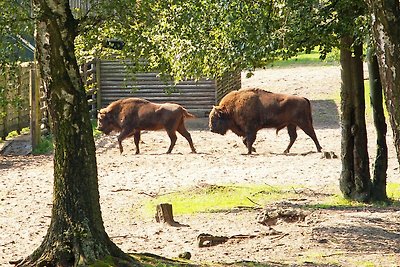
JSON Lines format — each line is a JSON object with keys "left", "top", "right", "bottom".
{"left": 366, "top": 0, "right": 400, "bottom": 171}
{"left": 15, "top": 1, "right": 136, "bottom": 266}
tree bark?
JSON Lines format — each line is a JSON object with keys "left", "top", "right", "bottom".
{"left": 367, "top": 47, "right": 388, "bottom": 201}
{"left": 15, "top": 1, "right": 136, "bottom": 266}
{"left": 366, "top": 0, "right": 400, "bottom": 173}
{"left": 339, "top": 36, "right": 371, "bottom": 202}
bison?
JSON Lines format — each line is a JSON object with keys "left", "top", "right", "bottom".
{"left": 209, "top": 88, "right": 322, "bottom": 154}
{"left": 97, "top": 97, "right": 197, "bottom": 154}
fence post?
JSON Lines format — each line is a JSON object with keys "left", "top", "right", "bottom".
{"left": 95, "top": 59, "right": 101, "bottom": 111}
{"left": 1, "top": 70, "right": 8, "bottom": 140}
{"left": 30, "top": 63, "right": 40, "bottom": 150}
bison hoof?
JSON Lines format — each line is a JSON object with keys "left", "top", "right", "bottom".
{"left": 283, "top": 149, "right": 289, "bottom": 154}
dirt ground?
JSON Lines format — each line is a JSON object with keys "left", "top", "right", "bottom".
{"left": 1, "top": 65, "right": 400, "bottom": 267}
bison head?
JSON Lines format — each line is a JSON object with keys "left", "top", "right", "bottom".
{"left": 97, "top": 109, "right": 117, "bottom": 135}
{"left": 209, "top": 106, "right": 230, "bottom": 135}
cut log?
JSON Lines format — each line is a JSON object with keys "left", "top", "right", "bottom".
{"left": 155, "top": 203, "right": 177, "bottom": 225}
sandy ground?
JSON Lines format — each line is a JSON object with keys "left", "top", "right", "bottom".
{"left": 1, "top": 65, "right": 400, "bottom": 267}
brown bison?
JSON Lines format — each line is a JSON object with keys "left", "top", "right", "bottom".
{"left": 97, "top": 97, "right": 197, "bottom": 154}
{"left": 209, "top": 88, "right": 322, "bottom": 154}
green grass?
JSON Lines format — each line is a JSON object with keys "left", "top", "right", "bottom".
{"left": 143, "top": 184, "right": 310, "bottom": 216}
{"left": 31, "top": 120, "right": 101, "bottom": 155}
{"left": 387, "top": 183, "right": 400, "bottom": 200}
{"left": 92, "top": 119, "right": 102, "bottom": 138}
{"left": 309, "top": 183, "right": 400, "bottom": 209}
{"left": 269, "top": 48, "right": 339, "bottom": 68}
{"left": 141, "top": 183, "right": 400, "bottom": 217}
{"left": 32, "top": 134, "right": 54, "bottom": 155}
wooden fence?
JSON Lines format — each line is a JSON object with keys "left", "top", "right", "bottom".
{"left": 0, "top": 63, "right": 32, "bottom": 140}
{"left": 92, "top": 60, "right": 241, "bottom": 117}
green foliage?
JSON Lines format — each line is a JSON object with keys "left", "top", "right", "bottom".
{"left": 0, "top": 1, "right": 34, "bottom": 63}
{"left": 91, "top": 120, "right": 102, "bottom": 138}
{"left": 282, "top": 0, "right": 368, "bottom": 59}
{"left": 76, "top": 0, "right": 290, "bottom": 81}
{"left": 5, "top": 127, "right": 29, "bottom": 139}
{"left": 0, "top": 0, "right": 33, "bottom": 121}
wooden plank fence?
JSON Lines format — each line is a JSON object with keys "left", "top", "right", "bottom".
{"left": 0, "top": 62, "right": 32, "bottom": 140}
{"left": 93, "top": 60, "right": 241, "bottom": 117}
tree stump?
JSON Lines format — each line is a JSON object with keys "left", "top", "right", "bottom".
{"left": 155, "top": 203, "right": 177, "bottom": 225}
{"left": 197, "top": 233, "right": 229, "bottom": 247}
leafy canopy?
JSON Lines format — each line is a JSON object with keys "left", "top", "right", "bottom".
{"left": 2, "top": 0, "right": 368, "bottom": 82}
{"left": 76, "top": 0, "right": 288, "bottom": 80}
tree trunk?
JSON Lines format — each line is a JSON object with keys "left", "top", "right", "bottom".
{"left": 339, "top": 36, "right": 371, "bottom": 202}
{"left": 15, "top": 1, "right": 136, "bottom": 266}
{"left": 367, "top": 47, "right": 388, "bottom": 201}
{"left": 366, "top": 0, "right": 400, "bottom": 172}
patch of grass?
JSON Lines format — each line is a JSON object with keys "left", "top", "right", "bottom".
{"left": 308, "top": 183, "right": 400, "bottom": 209}
{"left": 142, "top": 183, "right": 400, "bottom": 217}
{"left": 299, "top": 251, "right": 341, "bottom": 266}
{"left": 269, "top": 48, "right": 339, "bottom": 68}
{"left": 352, "top": 261, "right": 377, "bottom": 267}
{"left": 130, "top": 253, "right": 197, "bottom": 267}
{"left": 29, "top": 121, "right": 101, "bottom": 155}
{"left": 92, "top": 119, "right": 102, "bottom": 138}
{"left": 309, "top": 194, "right": 365, "bottom": 210}
{"left": 32, "top": 134, "right": 54, "bottom": 155}
{"left": 143, "top": 184, "right": 301, "bottom": 216}
{"left": 387, "top": 183, "right": 400, "bottom": 200}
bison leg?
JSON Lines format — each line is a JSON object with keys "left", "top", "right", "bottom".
{"left": 242, "top": 137, "right": 256, "bottom": 153}
{"left": 133, "top": 130, "right": 141, "bottom": 154}
{"left": 117, "top": 136, "right": 124, "bottom": 154}
{"left": 177, "top": 123, "right": 196, "bottom": 153}
{"left": 284, "top": 124, "right": 297, "bottom": 154}
{"left": 244, "top": 132, "right": 257, "bottom": 154}
{"left": 166, "top": 130, "right": 178, "bottom": 154}
{"left": 117, "top": 127, "right": 135, "bottom": 154}
{"left": 298, "top": 123, "right": 322, "bottom": 152}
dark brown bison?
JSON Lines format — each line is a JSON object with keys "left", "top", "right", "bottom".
{"left": 209, "top": 88, "right": 322, "bottom": 154}
{"left": 97, "top": 97, "right": 197, "bottom": 154}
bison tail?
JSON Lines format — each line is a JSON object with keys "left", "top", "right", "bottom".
{"left": 183, "top": 108, "right": 196, "bottom": 119}
{"left": 304, "top": 97, "right": 314, "bottom": 125}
